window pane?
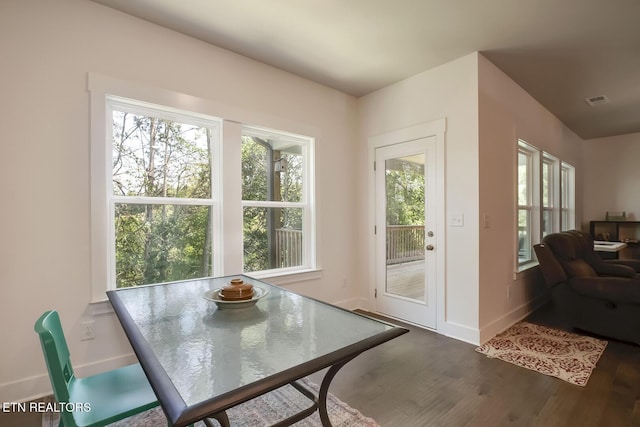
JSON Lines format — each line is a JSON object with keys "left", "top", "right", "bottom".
{"left": 112, "top": 111, "right": 212, "bottom": 198}
{"left": 241, "top": 136, "right": 303, "bottom": 202}
{"left": 518, "top": 209, "right": 531, "bottom": 263}
{"left": 243, "top": 207, "right": 303, "bottom": 272}
{"left": 542, "top": 209, "right": 553, "bottom": 237}
{"left": 561, "top": 167, "right": 569, "bottom": 208}
{"left": 560, "top": 163, "right": 576, "bottom": 231}
{"left": 115, "top": 203, "right": 213, "bottom": 288}
{"left": 518, "top": 152, "right": 529, "bottom": 206}
{"left": 385, "top": 157, "right": 425, "bottom": 226}
{"left": 542, "top": 161, "right": 550, "bottom": 207}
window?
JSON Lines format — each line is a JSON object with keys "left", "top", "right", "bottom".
{"left": 241, "top": 126, "right": 314, "bottom": 274}
{"left": 561, "top": 162, "right": 576, "bottom": 230}
{"left": 107, "top": 97, "right": 221, "bottom": 289}
{"left": 542, "top": 153, "right": 559, "bottom": 237}
{"left": 89, "top": 75, "right": 317, "bottom": 300}
{"left": 517, "top": 141, "right": 539, "bottom": 266}
{"left": 516, "top": 139, "right": 575, "bottom": 272}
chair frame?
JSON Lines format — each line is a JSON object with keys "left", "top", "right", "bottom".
{"left": 34, "top": 310, "right": 160, "bottom": 427}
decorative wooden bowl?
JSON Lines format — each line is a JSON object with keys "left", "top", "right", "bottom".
{"left": 219, "top": 278, "right": 254, "bottom": 301}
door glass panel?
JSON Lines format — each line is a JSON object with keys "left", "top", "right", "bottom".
{"left": 385, "top": 154, "right": 425, "bottom": 301}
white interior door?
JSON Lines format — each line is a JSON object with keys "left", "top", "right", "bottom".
{"left": 375, "top": 137, "right": 437, "bottom": 328}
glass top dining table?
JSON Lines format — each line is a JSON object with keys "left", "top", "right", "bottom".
{"left": 107, "top": 275, "right": 408, "bottom": 427}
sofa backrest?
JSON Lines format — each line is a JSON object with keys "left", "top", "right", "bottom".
{"left": 533, "top": 243, "right": 567, "bottom": 288}
{"left": 542, "top": 231, "right": 598, "bottom": 278}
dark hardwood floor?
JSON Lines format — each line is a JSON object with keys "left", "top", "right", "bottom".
{"left": 309, "top": 304, "right": 640, "bottom": 426}
{"left": 4, "top": 302, "right": 640, "bottom": 427}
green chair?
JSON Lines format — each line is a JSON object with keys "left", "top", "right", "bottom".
{"left": 34, "top": 310, "right": 160, "bottom": 427}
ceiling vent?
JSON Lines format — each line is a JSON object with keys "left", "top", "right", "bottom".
{"left": 585, "top": 95, "right": 610, "bottom": 106}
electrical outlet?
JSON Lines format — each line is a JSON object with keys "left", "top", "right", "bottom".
{"left": 81, "top": 321, "right": 95, "bottom": 341}
{"left": 341, "top": 278, "right": 348, "bottom": 288}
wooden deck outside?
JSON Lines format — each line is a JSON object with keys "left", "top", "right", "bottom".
{"left": 385, "top": 260, "right": 425, "bottom": 301}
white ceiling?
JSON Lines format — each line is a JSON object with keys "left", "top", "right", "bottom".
{"left": 91, "top": 0, "right": 640, "bottom": 140}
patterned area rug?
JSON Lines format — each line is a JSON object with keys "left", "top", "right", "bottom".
{"left": 44, "top": 378, "right": 378, "bottom": 427}
{"left": 475, "top": 322, "right": 607, "bottom": 386}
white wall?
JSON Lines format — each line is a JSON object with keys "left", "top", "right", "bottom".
{"left": 0, "top": 0, "right": 359, "bottom": 402}
{"left": 357, "top": 53, "right": 481, "bottom": 343}
{"left": 477, "top": 55, "right": 584, "bottom": 342}
{"left": 583, "top": 132, "right": 640, "bottom": 224}
{"left": 1, "top": 0, "right": 612, "bottom": 404}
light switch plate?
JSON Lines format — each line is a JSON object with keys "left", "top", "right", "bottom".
{"left": 450, "top": 213, "right": 464, "bottom": 227}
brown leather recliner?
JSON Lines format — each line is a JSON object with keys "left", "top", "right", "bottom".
{"left": 534, "top": 230, "right": 640, "bottom": 344}
{"left": 564, "top": 229, "right": 640, "bottom": 273}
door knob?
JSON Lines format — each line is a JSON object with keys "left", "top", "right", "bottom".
{"left": 426, "top": 244, "right": 434, "bottom": 251}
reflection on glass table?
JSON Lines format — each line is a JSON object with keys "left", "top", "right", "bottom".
{"left": 107, "top": 275, "right": 408, "bottom": 427}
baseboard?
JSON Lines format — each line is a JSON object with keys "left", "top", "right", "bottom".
{"left": 478, "top": 295, "right": 550, "bottom": 345}
{"left": 0, "top": 373, "right": 53, "bottom": 405}
{"left": 352, "top": 297, "right": 373, "bottom": 312}
{"left": 332, "top": 297, "right": 368, "bottom": 311}
{"left": 439, "top": 320, "right": 480, "bottom": 345}
{"left": 0, "top": 353, "right": 139, "bottom": 403}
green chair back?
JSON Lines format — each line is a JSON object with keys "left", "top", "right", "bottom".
{"left": 34, "top": 311, "right": 169, "bottom": 427}
{"left": 34, "top": 310, "right": 74, "bottom": 405}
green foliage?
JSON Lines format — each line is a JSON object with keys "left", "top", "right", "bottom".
{"left": 241, "top": 136, "right": 304, "bottom": 272}
{"left": 241, "top": 137, "right": 269, "bottom": 200}
{"left": 113, "top": 112, "right": 212, "bottom": 288}
{"left": 384, "top": 158, "right": 425, "bottom": 261}
{"left": 112, "top": 113, "right": 306, "bottom": 286}
{"left": 385, "top": 159, "right": 425, "bottom": 226}
{"left": 242, "top": 206, "right": 270, "bottom": 272}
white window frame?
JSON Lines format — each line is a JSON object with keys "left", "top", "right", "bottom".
{"left": 517, "top": 140, "right": 540, "bottom": 270}
{"left": 542, "top": 152, "right": 560, "bottom": 237}
{"left": 516, "top": 139, "right": 576, "bottom": 274}
{"left": 105, "top": 96, "right": 222, "bottom": 291}
{"left": 560, "top": 162, "right": 576, "bottom": 231}
{"left": 89, "top": 74, "right": 318, "bottom": 302}
{"left": 241, "top": 125, "right": 316, "bottom": 277}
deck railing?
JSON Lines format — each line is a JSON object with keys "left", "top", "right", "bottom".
{"left": 275, "top": 228, "right": 303, "bottom": 268}
{"left": 275, "top": 225, "right": 424, "bottom": 268}
{"left": 386, "top": 225, "right": 425, "bottom": 265}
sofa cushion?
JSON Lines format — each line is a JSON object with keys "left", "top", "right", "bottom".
{"left": 543, "top": 232, "right": 597, "bottom": 278}
{"left": 564, "top": 259, "right": 597, "bottom": 278}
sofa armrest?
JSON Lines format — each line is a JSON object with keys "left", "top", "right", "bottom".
{"left": 593, "top": 262, "right": 636, "bottom": 278}
{"left": 568, "top": 277, "right": 640, "bottom": 304}
{"left": 605, "top": 259, "right": 640, "bottom": 273}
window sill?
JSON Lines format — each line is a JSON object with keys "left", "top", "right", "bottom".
{"left": 89, "top": 269, "right": 324, "bottom": 308}
{"left": 513, "top": 262, "right": 539, "bottom": 280}
{"left": 246, "top": 268, "right": 323, "bottom": 286}
{"left": 88, "top": 299, "right": 114, "bottom": 314}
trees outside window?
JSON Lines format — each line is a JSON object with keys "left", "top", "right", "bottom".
{"left": 109, "top": 101, "right": 219, "bottom": 288}
{"left": 241, "top": 127, "right": 312, "bottom": 273}
{"left": 90, "top": 78, "right": 317, "bottom": 298}
{"left": 384, "top": 157, "right": 425, "bottom": 263}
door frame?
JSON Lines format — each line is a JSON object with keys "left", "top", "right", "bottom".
{"left": 367, "top": 119, "right": 446, "bottom": 330}
{"left": 375, "top": 139, "right": 436, "bottom": 328}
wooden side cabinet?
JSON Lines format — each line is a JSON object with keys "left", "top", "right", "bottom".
{"left": 590, "top": 220, "right": 640, "bottom": 259}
